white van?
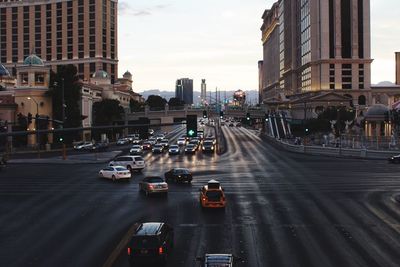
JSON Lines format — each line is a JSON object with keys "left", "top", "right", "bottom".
{"left": 109, "top": 155, "right": 145, "bottom": 172}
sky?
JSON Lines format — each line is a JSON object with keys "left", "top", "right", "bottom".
{"left": 118, "top": 0, "right": 400, "bottom": 92}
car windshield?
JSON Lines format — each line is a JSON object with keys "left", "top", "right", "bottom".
{"left": 132, "top": 145, "right": 141, "bottom": 149}
{"left": 154, "top": 144, "right": 163, "bottom": 148}
{"left": 170, "top": 145, "right": 178, "bottom": 149}
{"left": 115, "top": 167, "right": 127, "bottom": 171}
{"left": 147, "top": 177, "right": 164, "bottom": 183}
{"left": 175, "top": 169, "right": 189, "bottom": 174}
{"left": 187, "top": 144, "right": 194, "bottom": 148}
{"left": 206, "top": 191, "right": 223, "bottom": 201}
{"left": 134, "top": 156, "right": 144, "bottom": 161}
{"left": 204, "top": 141, "right": 213, "bottom": 146}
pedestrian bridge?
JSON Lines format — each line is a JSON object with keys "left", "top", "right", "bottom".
{"left": 125, "top": 105, "right": 266, "bottom": 124}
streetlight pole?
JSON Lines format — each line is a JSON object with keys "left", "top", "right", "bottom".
{"left": 27, "top": 97, "right": 40, "bottom": 158}
{"left": 62, "top": 78, "right": 65, "bottom": 128}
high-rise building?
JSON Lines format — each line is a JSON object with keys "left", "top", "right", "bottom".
{"left": 396, "top": 52, "right": 400, "bottom": 86}
{"left": 175, "top": 78, "right": 193, "bottom": 105}
{"left": 0, "top": 0, "right": 118, "bottom": 83}
{"left": 260, "top": 0, "right": 372, "bottom": 103}
{"left": 201, "top": 79, "right": 206, "bottom": 104}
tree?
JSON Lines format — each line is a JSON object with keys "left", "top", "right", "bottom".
{"left": 145, "top": 95, "right": 167, "bottom": 109}
{"left": 93, "top": 99, "right": 125, "bottom": 126}
{"left": 168, "top": 97, "right": 185, "bottom": 107}
{"left": 129, "top": 99, "right": 145, "bottom": 112}
{"left": 47, "top": 65, "right": 82, "bottom": 129}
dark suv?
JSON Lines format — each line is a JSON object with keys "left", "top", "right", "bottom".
{"left": 127, "top": 222, "right": 174, "bottom": 266}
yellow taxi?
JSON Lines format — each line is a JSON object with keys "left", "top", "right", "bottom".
{"left": 199, "top": 180, "right": 226, "bottom": 209}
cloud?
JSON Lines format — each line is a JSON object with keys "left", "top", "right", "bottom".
{"left": 119, "top": 1, "right": 170, "bottom": 17}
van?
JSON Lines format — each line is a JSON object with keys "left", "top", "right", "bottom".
{"left": 109, "top": 155, "right": 145, "bottom": 172}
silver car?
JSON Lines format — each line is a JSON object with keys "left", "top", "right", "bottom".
{"left": 130, "top": 145, "right": 143, "bottom": 155}
{"left": 139, "top": 176, "right": 168, "bottom": 196}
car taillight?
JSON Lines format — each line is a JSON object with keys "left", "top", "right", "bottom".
{"left": 202, "top": 197, "right": 206, "bottom": 201}
{"left": 159, "top": 247, "right": 163, "bottom": 254}
{"left": 148, "top": 185, "right": 154, "bottom": 189}
{"left": 127, "top": 247, "right": 131, "bottom": 255}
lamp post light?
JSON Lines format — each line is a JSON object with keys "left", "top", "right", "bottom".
{"left": 27, "top": 97, "right": 40, "bottom": 158}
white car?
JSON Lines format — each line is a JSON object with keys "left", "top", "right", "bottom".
{"left": 130, "top": 145, "right": 143, "bottom": 155}
{"left": 148, "top": 137, "right": 157, "bottom": 145}
{"left": 74, "top": 141, "right": 93, "bottom": 150}
{"left": 98, "top": 166, "right": 131, "bottom": 181}
{"left": 109, "top": 155, "right": 145, "bottom": 172}
{"left": 116, "top": 138, "right": 130, "bottom": 145}
{"left": 168, "top": 145, "right": 180, "bottom": 155}
{"left": 177, "top": 137, "right": 186, "bottom": 146}
{"left": 156, "top": 134, "right": 165, "bottom": 142}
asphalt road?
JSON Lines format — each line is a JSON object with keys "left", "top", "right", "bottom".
{"left": 1, "top": 125, "right": 400, "bottom": 267}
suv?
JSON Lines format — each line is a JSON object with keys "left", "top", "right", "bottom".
{"left": 196, "top": 254, "right": 236, "bottom": 267}
{"left": 127, "top": 222, "right": 174, "bottom": 266}
{"left": 109, "top": 156, "right": 145, "bottom": 172}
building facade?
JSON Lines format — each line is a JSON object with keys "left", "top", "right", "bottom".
{"left": 260, "top": 0, "right": 372, "bottom": 107}
{"left": 200, "top": 79, "right": 206, "bottom": 105}
{"left": 175, "top": 78, "right": 193, "bottom": 105}
{"left": 0, "top": 0, "right": 118, "bottom": 83}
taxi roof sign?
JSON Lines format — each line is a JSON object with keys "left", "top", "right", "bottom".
{"left": 207, "top": 179, "right": 220, "bottom": 189}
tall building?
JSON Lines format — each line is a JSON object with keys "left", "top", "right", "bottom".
{"left": 200, "top": 79, "right": 206, "bottom": 105}
{"left": 175, "top": 78, "right": 193, "bottom": 105}
{"left": 260, "top": 0, "right": 372, "bottom": 105}
{"left": 0, "top": 0, "right": 118, "bottom": 83}
{"left": 396, "top": 52, "right": 400, "bottom": 85}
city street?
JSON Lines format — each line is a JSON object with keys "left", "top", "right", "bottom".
{"left": 1, "top": 126, "right": 400, "bottom": 267}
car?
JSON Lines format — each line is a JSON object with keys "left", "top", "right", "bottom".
{"left": 168, "top": 145, "right": 180, "bottom": 155}
{"left": 142, "top": 141, "right": 152, "bottom": 150}
{"left": 74, "top": 141, "right": 93, "bottom": 150}
{"left": 127, "top": 134, "right": 140, "bottom": 142}
{"left": 130, "top": 145, "right": 143, "bottom": 155}
{"left": 228, "top": 122, "right": 234, "bottom": 127}
{"left": 199, "top": 180, "right": 226, "bottom": 209}
{"left": 185, "top": 144, "right": 197, "bottom": 154}
{"left": 202, "top": 141, "right": 215, "bottom": 153}
{"left": 188, "top": 140, "right": 199, "bottom": 150}
{"left": 388, "top": 154, "right": 400, "bottom": 163}
{"left": 196, "top": 254, "right": 234, "bottom": 267}
{"left": 109, "top": 155, "right": 145, "bottom": 172}
{"left": 204, "top": 137, "right": 216, "bottom": 145}
{"left": 236, "top": 122, "right": 242, "bottom": 127}
{"left": 91, "top": 142, "right": 109, "bottom": 152}
{"left": 127, "top": 222, "right": 174, "bottom": 266}
{"left": 156, "top": 134, "right": 165, "bottom": 142}
{"left": 116, "top": 138, "right": 130, "bottom": 145}
{"left": 164, "top": 168, "right": 192, "bottom": 183}
{"left": 98, "top": 166, "right": 131, "bottom": 181}
{"left": 160, "top": 139, "right": 169, "bottom": 148}
{"left": 221, "top": 121, "right": 225, "bottom": 126}
{"left": 177, "top": 137, "right": 187, "bottom": 146}
{"left": 139, "top": 176, "right": 169, "bottom": 196}
{"left": 148, "top": 128, "right": 155, "bottom": 135}
{"left": 148, "top": 137, "right": 157, "bottom": 145}
{"left": 152, "top": 144, "right": 165, "bottom": 153}
{"left": 131, "top": 138, "right": 142, "bottom": 145}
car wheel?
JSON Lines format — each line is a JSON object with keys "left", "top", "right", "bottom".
{"left": 112, "top": 175, "right": 116, "bottom": 182}
{"left": 127, "top": 165, "right": 132, "bottom": 171}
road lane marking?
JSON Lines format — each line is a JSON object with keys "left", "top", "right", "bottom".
{"left": 102, "top": 223, "right": 139, "bottom": 267}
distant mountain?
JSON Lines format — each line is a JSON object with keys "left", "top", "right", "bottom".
{"left": 138, "top": 89, "right": 260, "bottom": 105}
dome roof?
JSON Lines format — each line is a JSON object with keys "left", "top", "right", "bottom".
{"left": 365, "top": 104, "right": 389, "bottom": 118}
{"left": 92, "top": 70, "right": 109, "bottom": 79}
{"left": 0, "top": 64, "right": 10, "bottom": 76}
{"left": 23, "top": 54, "right": 44, "bottom": 66}
{"left": 123, "top": 70, "right": 132, "bottom": 78}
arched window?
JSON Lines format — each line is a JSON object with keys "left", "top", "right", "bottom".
{"left": 358, "top": 95, "right": 366, "bottom": 105}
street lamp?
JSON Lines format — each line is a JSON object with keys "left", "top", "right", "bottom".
{"left": 27, "top": 97, "right": 40, "bottom": 157}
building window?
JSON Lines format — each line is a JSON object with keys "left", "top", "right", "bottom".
{"left": 20, "top": 73, "right": 28, "bottom": 84}
{"left": 341, "top": 0, "right": 351, "bottom": 58}
{"left": 35, "top": 73, "right": 45, "bottom": 84}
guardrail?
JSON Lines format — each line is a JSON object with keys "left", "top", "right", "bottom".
{"left": 266, "top": 136, "right": 396, "bottom": 159}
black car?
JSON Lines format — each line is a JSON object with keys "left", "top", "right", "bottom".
{"left": 164, "top": 168, "right": 193, "bottom": 183}
{"left": 127, "top": 222, "right": 174, "bottom": 266}
{"left": 202, "top": 141, "right": 215, "bottom": 153}
{"left": 388, "top": 154, "right": 400, "bottom": 163}
{"left": 152, "top": 144, "right": 165, "bottom": 154}
{"left": 91, "top": 142, "right": 108, "bottom": 152}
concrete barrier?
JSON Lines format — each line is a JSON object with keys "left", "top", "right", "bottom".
{"left": 266, "top": 136, "right": 396, "bottom": 160}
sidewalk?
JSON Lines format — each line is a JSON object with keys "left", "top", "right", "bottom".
{"left": 8, "top": 150, "right": 123, "bottom": 164}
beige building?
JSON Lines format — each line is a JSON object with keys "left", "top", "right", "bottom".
{"left": 0, "top": 0, "right": 118, "bottom": 83}
{"left": 260, "top": 0, "right": 373, "bottom": 110}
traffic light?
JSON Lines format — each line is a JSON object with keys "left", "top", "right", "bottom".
{"left": 203, "top": 110, "right": 207, "bottom": 118}
{"left": 27, "top": 113, "right": 33, "bottom": 124}
{"left": 246, "top": 112, "right": 250, "bottom": 121}
{"left": 219, "top": 111, "right": 224, "bottom": 119}
{"left": 59, "top": 137, "right": 64, "bottom": 142}
{"left": 186, "top": 115, "right": 197, "bottom": 138}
